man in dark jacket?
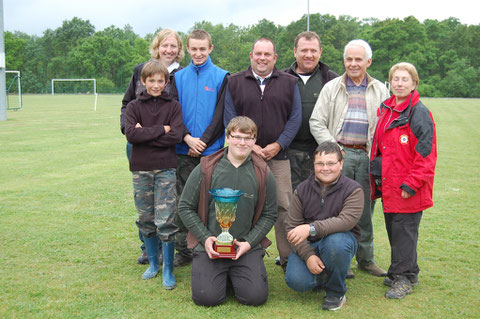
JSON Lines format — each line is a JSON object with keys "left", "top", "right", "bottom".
{"left": 284, "top": 31, "right": 339, "bottom": 192}
{"left": 224, "top": 38, "right": 301, "bottom": 270}
{"left": 285, "top": 142, "right": 363, "bottom": 311}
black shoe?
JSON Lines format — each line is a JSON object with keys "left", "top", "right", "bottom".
{"left": 322, "top": 295, "right": 346, "bottom": 311}
{"left": 346, "top": 268, "right": 355, "bottom": 279}
{"left": 384, "top": 274, "right": 419, "bottom": 287}
{"left": 137, "top": 252, "right": 149, "bottom": 265}
{"left": 385, "top": 276, "right": 413, "bottom": 299}
{"left": 173, "top": 254, "right": 192, "bottom": 267}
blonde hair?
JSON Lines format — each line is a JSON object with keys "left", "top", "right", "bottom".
{"left": 389, "top": 62, "right": 420, "bottom": 86}
{"left": 149, "top": 29, "right": 185, "bottom": 63}
{"left": 226, "top": 116, "right": 257, "bottom": 138}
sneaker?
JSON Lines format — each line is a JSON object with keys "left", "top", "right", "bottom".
{"left": 173, "top": 254, "right": 192, "bottom": 267}
{"left": 384, "top": 274, "right": 419, "bottom": 287}
{"left": 322, "top": 295, "right": 346, "bottom": 311}
{"left": 346, "top": 268, "right": 355, "bottom": 279}
{"left": 275, "top": 256, "right": 281, "bottom": 265}
{"left": 137, "top": 252, "right": 149, "bottom": 265}
{"left": 358, "top": 263, "right": 387, "bottom": 277}
{"left": 385, "top": 276, "right": 413, "bottom": 299}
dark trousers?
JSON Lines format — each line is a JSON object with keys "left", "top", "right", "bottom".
{"left": 384, "top": 211, "right": 422, "bottom": 279}
{"left": 175, "top": 155, "right": 201, "bottom": 257}
{"left": 191, "top": 249, "right": 268, "bottom": 307}
{"left": 288, "top": 148, "right": 314, "bottom": 192}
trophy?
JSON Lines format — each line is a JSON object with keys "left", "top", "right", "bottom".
{"left": 208, "top": 188, "right": 244, "bottom": 258}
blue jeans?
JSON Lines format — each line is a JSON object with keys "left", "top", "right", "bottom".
{"left": 285, "top": 232, "right": 358, "bottom": 297}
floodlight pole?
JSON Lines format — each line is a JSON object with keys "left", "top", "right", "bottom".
{"left": 307, "top": 0, "right": 310, "bottom": 31}
{"left": 0, "top": 0, "right": 7, "bottom": 122}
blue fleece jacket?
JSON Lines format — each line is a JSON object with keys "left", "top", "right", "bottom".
{"left": 174, "top": 57, "right": 228, "bottom": 156}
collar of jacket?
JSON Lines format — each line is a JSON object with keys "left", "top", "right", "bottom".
{"left": 310, "top": 173, "right": 344, "bottom": 195}
{"left": 138, "top": 89, "right": 172, "bottom": 102}
{"left": 340, "top": 72, "right": 375, "bottom": 88}
{"left": 380, "top": 90, "right": 420, "bottom": 129}
{"left": 189, "top": 56, "right": 213, "bottom": 71}
{"left": 288, "top": 61, "right": 320, "bottom": 77}
{"left": 383, "top": 90, "right": 420, "bottom": 113}
{"left": 245, "top": 66, "right": 279, "bottom": 81}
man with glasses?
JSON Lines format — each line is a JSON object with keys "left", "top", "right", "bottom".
{"left": 284, "top": 142, "right": 363, "bottom": 311}
{"left": 178, "top": 116, "right": 277, "bottom": 307}
{"left": 224, "top": 38, "right": 301, "bottom": 271}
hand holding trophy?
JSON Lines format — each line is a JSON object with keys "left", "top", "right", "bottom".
{"left": 209, "top": 188, "right": 244, "bottom": 258}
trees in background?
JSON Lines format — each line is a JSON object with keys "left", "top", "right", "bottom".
{"left": 5, "top": 15, "right": 480, "bottom": 97}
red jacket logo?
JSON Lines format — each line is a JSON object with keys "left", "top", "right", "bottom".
{"left": 204, "top": 86, "right": 215, "bottom": 92}
{"left": 400, "top": 134, "right": 409, "bottom": 145}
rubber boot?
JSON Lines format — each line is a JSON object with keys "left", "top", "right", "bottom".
{"left": 142, "top": 236, "right": 160, "bottom": 280}
{"left": 162, "top": 241, "right": 177, "bottom": 290}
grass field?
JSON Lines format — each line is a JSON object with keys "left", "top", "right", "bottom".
{"left": 1, "top": 94, "right": 479, "bottom": 318}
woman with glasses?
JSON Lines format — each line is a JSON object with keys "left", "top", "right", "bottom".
{"left": 370, "top": 62, "right": 437, "bottom": 299}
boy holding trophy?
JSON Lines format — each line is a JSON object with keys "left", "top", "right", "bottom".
{"left": 178, "top": 116, "right": 277, "bottom": 306}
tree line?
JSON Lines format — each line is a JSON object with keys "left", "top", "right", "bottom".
{"left": 5, "top": 14, "right": 480, "bottom": 97}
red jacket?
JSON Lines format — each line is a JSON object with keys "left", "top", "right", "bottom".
{"left": 370, "top": 90, "right": 437, "bottom": 213}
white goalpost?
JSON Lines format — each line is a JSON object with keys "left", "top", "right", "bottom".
{"left": 6, "top": 70, "right": 22, "bottom": 111}
{"left": 51, "top": 78, "right": 98, "bottom": 111}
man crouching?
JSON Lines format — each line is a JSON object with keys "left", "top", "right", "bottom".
{"left": 285, "top": 141, "right": 363, "bottom": 311}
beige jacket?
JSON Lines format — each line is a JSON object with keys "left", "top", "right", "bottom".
{"left": 309, "top": 73, "right": 390, "bottom": 155}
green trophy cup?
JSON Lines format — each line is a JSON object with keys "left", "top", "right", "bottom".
{"left": 209, "top": 188, "right": 244, "bottom": 258}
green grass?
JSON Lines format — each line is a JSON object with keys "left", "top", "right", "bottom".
{"left": 1, "top": 95, "right": 479, "bottom": 318}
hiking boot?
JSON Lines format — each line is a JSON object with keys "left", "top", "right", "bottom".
{"left": 173, "top": 254, "right": 192, "bottom": 267}
{"left": 384, "top": 274, "right": 419, "bottom": 287}
{"left": 346, "top": 268, "right": 355, "bottom": 279}
{"left": 385, "top": 276, "right": 413, "bottom": 299}
{"left": 137, "top": 252, "right": 149, "bottom": 265}
{"left": 358, "top": 262, "right": 387, "bottom": 277}
{"left": 322, "top": 295, "right": 346, "bottom": 311}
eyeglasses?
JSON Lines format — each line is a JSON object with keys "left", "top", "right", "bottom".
{"left": 229, "top": 134, "right": 255, "bottom": 143}
{"left": 314, "top": 161, "right": 339, "bottom": 167}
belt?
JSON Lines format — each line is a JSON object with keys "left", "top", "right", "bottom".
{"left": 340, "top": 143, "right": 367, "bottom": 152}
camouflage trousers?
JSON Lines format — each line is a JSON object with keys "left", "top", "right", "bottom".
{"left": 288, "top": 148, "right": 315, "bottom": 192}
{"left": 133, "top": 169, "right": 179, "bottom": 242}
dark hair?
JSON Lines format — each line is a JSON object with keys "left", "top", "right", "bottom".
{"left": 141, "top": 60, "right": 169, "bottom": 82}
{"left": 294, "top": 31, "right": 321, "bottom": 48}
{"left": 314, "top": 142, "right": 343, "bottom": 161}
{"left": 252, "top": 37, "right": 276, "bottom": 54}
{"left": 187, "top": 29, "right": 212, "bottom": 48}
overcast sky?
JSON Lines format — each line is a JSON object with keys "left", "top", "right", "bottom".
{"left": 4, "top": 0, "right": 479, "bottom": 37}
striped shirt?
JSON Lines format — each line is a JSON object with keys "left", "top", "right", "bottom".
{"left": 337, "top": 77, "right": 369, "bottom": 145}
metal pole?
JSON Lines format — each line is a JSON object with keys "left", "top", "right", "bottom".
{"left": 307, "top": 0, "right": 310, "bottom": 31}
{"left": 0, "top": 0, "right": 7, "bottom": 121}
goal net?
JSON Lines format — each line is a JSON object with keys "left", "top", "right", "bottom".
{"left": 6, "top": 71, "right": 22, "bottom": 111}
{"left": 51, "top": 78, "right": 98, "bottom": 110}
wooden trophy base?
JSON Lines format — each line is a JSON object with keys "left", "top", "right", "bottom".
{"left": 213, "top": 243, "right": 236, "bottom": 259}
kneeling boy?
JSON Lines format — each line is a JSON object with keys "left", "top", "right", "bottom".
{"left": 178, "top": 116, "right": 277, "bottom": 306}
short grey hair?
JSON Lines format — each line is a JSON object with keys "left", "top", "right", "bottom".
{"left": 344, "top": 39, "right": 372, "bottom": 60}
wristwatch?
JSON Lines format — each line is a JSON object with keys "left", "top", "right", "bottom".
{"left": 309, "top": 224, "right": 317, "bottom": 237}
